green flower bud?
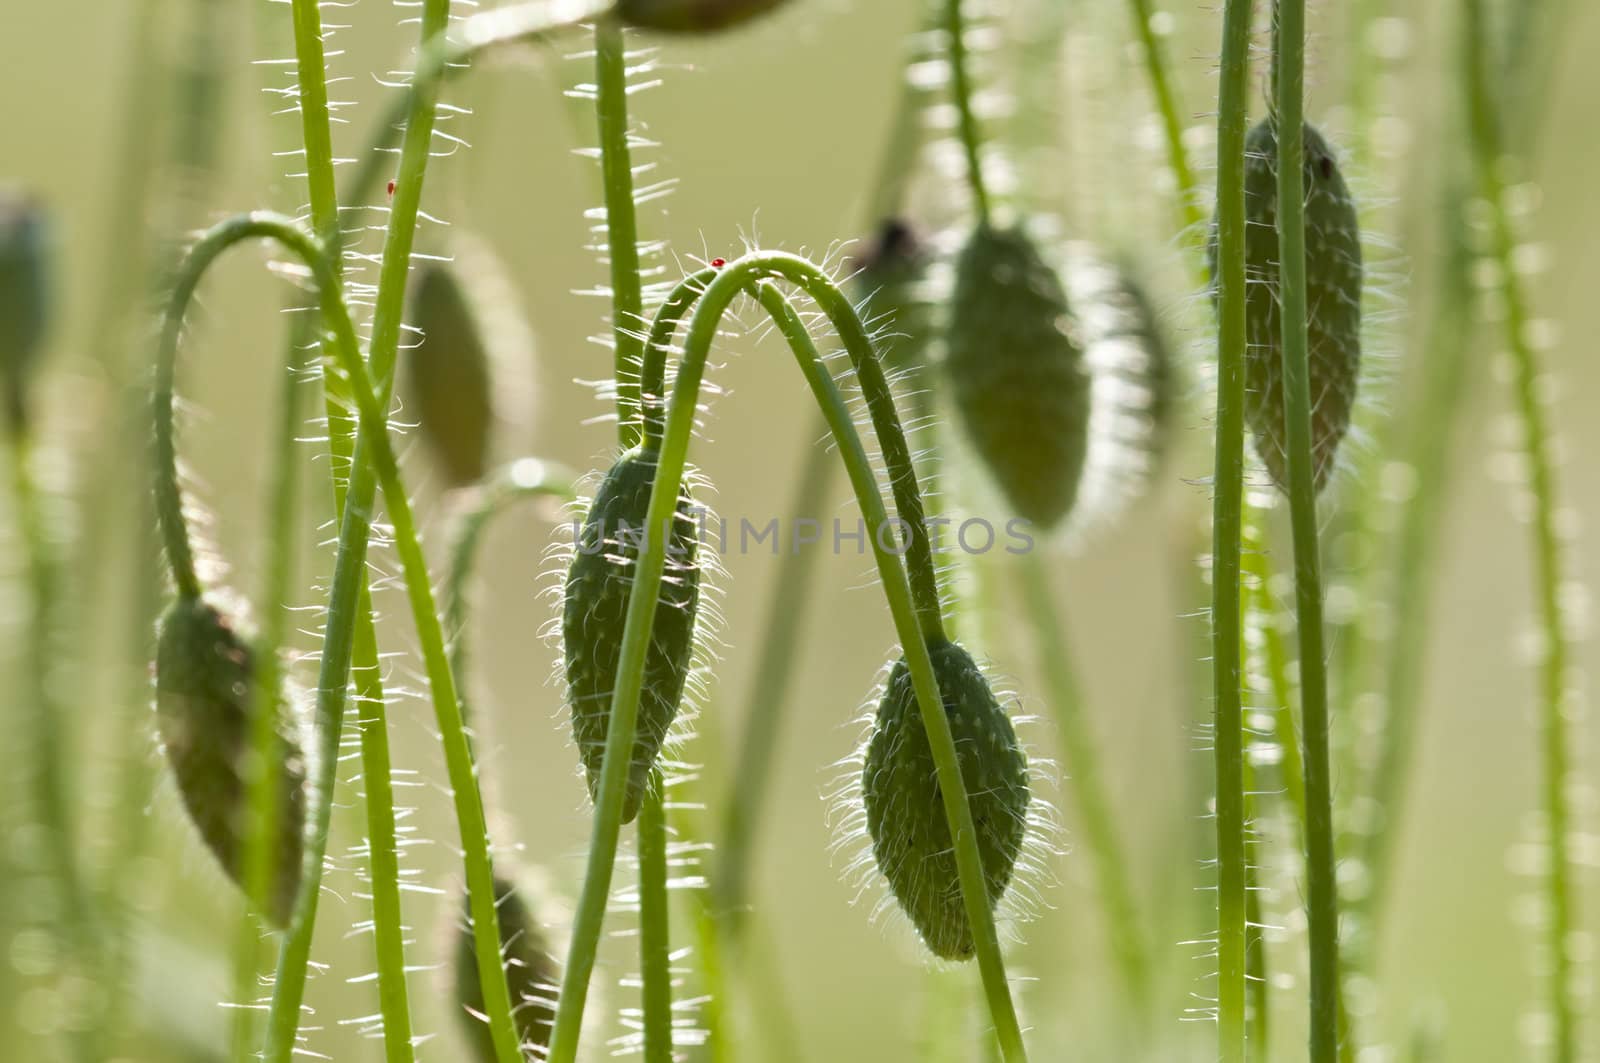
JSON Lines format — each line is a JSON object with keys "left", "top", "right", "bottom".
{"left": 862, "top": 640, "right": 1030, "bottom": 961}
{"left": 617, "top": 0, "right": 792, "bottom": 33}
{"left": 1209, "top": 119, "right": 1363, "bottom": 493}
{"left": 155, "top": 595, "right": 307, "bottom": 927}
{"left": 945, "top": 224, "right": 1092, "bottom": 531}
{"left": 562, "top": 448, "right": 702, "bottom": 825}
{"left": 0, "top": 189, "right": 50, "bottom": 432}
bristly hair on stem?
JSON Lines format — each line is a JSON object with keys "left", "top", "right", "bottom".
{"left": 1208, "top": 2, "right": 1255, "bottom": 1060}
{"left": 1269, "top": 1, "right": 1344, "bottom": 1059}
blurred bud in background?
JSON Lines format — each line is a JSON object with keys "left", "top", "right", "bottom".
{"left": 0, "top": 188, "right": 51, "bottom": 435}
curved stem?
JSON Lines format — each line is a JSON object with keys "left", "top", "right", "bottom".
{"left": 545, "top": 255, "right": 1024, "bottom": 1063}
{"left": 1210, "top": 2, "right": 1255, "bottom": 1059}
{"left": 1015, "top": 550, "right": 1149, "bottom": 1016}
{"left": 639, "top": 776, "right": 674, "bottom": 1063}
{"left": 274, "top": 3, "right": 418, "bottom": 1059}
{"left": 1271, "top": 3, "right": 1341, "bottom": 1058}
{"left": 942, "top": 0, "right": 991, "bottom": 221}
{"left": 595, "top": 15, "right": 647, "bottom": 449}
{"left": 640, "top": 268, "right": 945, "bottom": 643}
{"left": 150, "top": 337, "right": 202, "bottom": 600}
{"left": 157, "top": 213, "right": 524, "bottom": 1063}
{"left": 1463, "top": 2, "right": 1578, "bottom": 1057}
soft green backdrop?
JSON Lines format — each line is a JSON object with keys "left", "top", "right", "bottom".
{"left": 1, "top": 1, "right": 1597, "bottom": 1060}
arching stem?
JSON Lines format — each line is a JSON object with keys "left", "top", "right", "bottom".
{"left": 544, "top": 255, "right": 1025, "bottom": 1063}
{"left": 156, "top": 213, "right": 525, "bottom": 1063}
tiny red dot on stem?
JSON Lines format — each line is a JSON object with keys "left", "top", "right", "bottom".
{"left": 387, "top": 180, "right": 397, "bottom": 197}
{"left": 710, "top": 258, "right": 726, "bottom": 268}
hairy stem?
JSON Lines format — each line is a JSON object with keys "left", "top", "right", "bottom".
{"left": 943, "top": 0, "right": 991, "bottom": 221}
{"left": 232, "top": 325, "right": 313, "bottom": 1057}
{"left": 159, "top": 213, "right": 525, "bottom": 1063}
{"left": 639, "top": 270, "right": 945, "bottom": 642}
{"left": 545, "top": 255, "right": 1024, "bottom": 1063}
{"left": 640, "top": 777, "right": 674, "bottom": 1063}
{"left": 1270, "top": 2, "right": 1341, "bottom": 1058}
{"left": 1125, "top": 0, "right": 1205, "bottom": 241}
{"left": 595, "top": 15, "right": 647, "bottom": 448}
{"left": 1210, "top": 1, "right": 1255, "bottom": 1058}
{"left": 268, "top": 3, "right": 417, "bottom": 1059}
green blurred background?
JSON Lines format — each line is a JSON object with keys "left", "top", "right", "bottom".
{"left": 2, "top": 0, "right": 1598, "bottom": 1059}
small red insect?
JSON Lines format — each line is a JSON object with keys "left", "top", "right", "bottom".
{"left": 710, "top": 258, "right": 726, "bottom": 268}
{"left": 387, "top": 179, "right": 397, "bottom": 198}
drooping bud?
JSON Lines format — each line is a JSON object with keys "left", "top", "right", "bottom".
{"left": 945, "top": 224, "right": 1092, "bottom": 531}
{"left": 0, "top": 189, "right": 50, "bottom": 432}
{"left": 861, "top": 640, "right": 1030, "bottom": 961}
{"left": 406, "top": 237, "right": 535, "bottom": 489}
{"left": 154, "top": 594, "right": 308, "bottom": 927}
{"left": 452, "top": 876, "right": 560, "bottom": 1061}
{"left": 1209, "top": 119, "right": 1363, "bottom": 492}
{"left": 617, "top": 0, "right": 792, "bottom": 33}
{"left": 561, "top": 448, "right": 702, "bottom": 824}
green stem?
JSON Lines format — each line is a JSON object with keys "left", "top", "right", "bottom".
{"left": 1015, "top": 551, "right": 1149, "bottom": 1016}
{"left": 6, "top": 422, "right": 98, "bottom": 1063}
{"left": 252, "top": 3, "right": 615, "bottom": 1055}
{"left": 1125, "top": 0, "right": 1205, "bottom": 241}
{"left": 1211, "top": 1, "right": 1255, "bottom": 1059}
{"left": 545, "top": 255, "right": 1023, "bottom": 1063}
{"left": 640, "top": 777, "right": 674, "bottom": 1063}
{"left": 639, "top": 270, "right": 944, "bottom": 642}
{"left": 274, "top": 3, "right": 417, "bottom": 1059}
{"left": 943, "top": 0, "right": 991, "bottom": 221}
{"left": 232, "top": 322, "right": 314, "bottom": 1058}
{"left": 1462, "top": 2, "right": 1577, "bottom": 1057}
{"left": 157, "top": 213, "right": 524, "bottom": 1063}
{"left": 709, "top": 0, "right": 936, "bottom": 1006}
{"left": 595, "top": 15, "right": 647, "bottom": 448}
{"left": 1270, "top": 3, "right": 1340, "bottom": 1058}
{"left": 713, "top": 429, "right": 833, "bottom": 934}
{"left": 1242, "top": 732, "right": 1268, "bottom": 1058}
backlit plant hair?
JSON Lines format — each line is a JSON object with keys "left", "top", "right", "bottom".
{"left": 148, "top": 210, "right": 535, "bottom": 1063}
{"left": 239, "top": 3, "right": 611, "bottom": 1060}
{"left": 545, "top": 252, "right": 1034, "bottom": 1063}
